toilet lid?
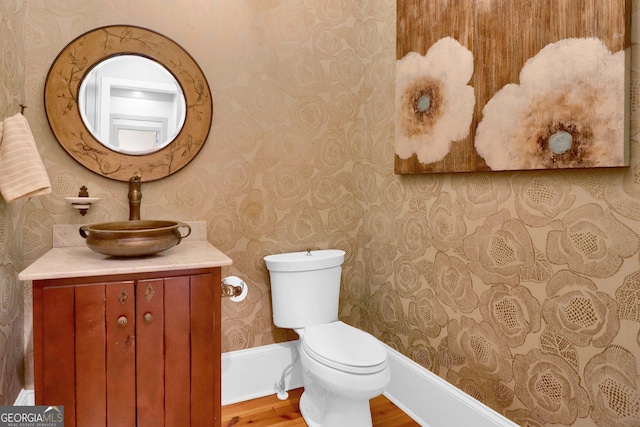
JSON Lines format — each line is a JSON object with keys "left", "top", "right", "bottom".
{"left": 302, "top": 321, "right": 387, "bottom": 374}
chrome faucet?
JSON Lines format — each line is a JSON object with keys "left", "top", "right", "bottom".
{"left": 128, "top": 174, "right": 142, "bottom": 220}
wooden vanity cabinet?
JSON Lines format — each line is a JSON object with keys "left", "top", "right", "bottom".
{"left": 32, "top": 267, "right": 221, "bottom": 427}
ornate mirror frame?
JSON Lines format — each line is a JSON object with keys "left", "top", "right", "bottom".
{"left": 44, "top": 25, "right": 212, "bottom": 182}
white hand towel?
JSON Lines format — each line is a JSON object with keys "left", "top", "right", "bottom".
{"left": 0, "top": 113, "right": 52, "bottom": 202}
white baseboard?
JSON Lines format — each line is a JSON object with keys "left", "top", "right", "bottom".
{"left": 222, "top": 341, "right": 303, "bottom": 405}
{"left": 381, "top": 343, "right": 518, "bottom": 427}
{"left": 222, "top": 341, "right": 518, "bottom": 427}
{"left": 13, "top": 389, "right": 34, "bottom": 406}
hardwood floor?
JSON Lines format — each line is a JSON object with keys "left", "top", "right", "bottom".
{"left": 221, "top": 388, "right": 420, "bottom": 427}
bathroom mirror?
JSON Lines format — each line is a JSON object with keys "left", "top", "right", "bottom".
{"left": 44, "top": 25, "right": 212, "bottom": 182}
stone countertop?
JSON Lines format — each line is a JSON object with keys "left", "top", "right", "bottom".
{"left": 19, "top": 222, "right": 232, "bottom": 281}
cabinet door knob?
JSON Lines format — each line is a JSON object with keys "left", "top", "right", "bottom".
{"left": 143, "top": 312, "right": 153, "bottom": 323}
{"left": 117, "top": 316, "right": 128, "bottom": 327}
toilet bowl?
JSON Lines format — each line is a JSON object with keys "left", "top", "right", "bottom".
{"left": 296, "top": 321, "right": 390, "bottom": 427}
{"left": 264, "top": 249, "right": 390, "bottom": 427}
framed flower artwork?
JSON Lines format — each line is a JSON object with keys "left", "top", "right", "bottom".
{"left": 395, "top": 0, "right": 631, "bottom": 174}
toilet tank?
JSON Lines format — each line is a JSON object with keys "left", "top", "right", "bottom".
{"left": 264, "top": 249, "right": 345, "bottom": 329}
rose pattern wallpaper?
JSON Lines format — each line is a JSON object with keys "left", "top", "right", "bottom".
{"left": 0, "top": 0, "right": 27, "bottom": 405}
{"left": 1, "top": 1, "right": 640, "bottom": 426}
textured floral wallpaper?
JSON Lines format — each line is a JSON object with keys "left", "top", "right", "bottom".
{"left": 0, "top": 0, "right": 28, "bottom": 406}
{"left": 1, "top": 0, "right": 639, "bottom": 425}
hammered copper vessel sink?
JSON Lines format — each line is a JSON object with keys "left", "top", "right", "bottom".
{"left": 79, "top": 220, "right": 191, "bottom": 257}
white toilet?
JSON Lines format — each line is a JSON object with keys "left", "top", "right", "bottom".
{"left": 264, "top": 249, "right": 390, "bottom": 427}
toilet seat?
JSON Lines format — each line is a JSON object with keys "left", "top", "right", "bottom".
{"left": 302, "top": 321, "right": 387, "bottom": 374}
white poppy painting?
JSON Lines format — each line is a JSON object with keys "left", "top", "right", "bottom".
{"left": 395, "top": 38, "right": 475, "bottom": 165}
{"left": 395, "top": 0, "right": 630, "bottom": 174}
{"left": 475, "top": 38, "right": 626, "bottom": 171}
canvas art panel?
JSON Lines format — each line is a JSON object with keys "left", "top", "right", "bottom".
{"left": 395, "top": 0, "right": 631, "bottom": 174}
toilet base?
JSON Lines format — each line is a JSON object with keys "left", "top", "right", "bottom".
{"left": 299, "top": 387, "right": 374, "bottom": 427}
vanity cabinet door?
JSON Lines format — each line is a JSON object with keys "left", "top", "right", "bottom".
{"left": 135, "top": 273, "right": 221, "bottom": 427}
{"left": 33, "top": 268, "right": 221, "bottom": 427}
{"left": 35, "top": 280, "right": 136, "bottom": 427}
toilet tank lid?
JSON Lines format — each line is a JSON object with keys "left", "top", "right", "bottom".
{"left": 264, "top": 249, "right": 345, "bottom": 272}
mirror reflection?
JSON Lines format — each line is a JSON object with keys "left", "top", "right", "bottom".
{"left": 78, "top": 55, "right": 186, "bottom": 155}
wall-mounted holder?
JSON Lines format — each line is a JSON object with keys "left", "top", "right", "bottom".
{"left": 221, "top": 276, "right": 248, "bottom": 302}
{"left": 65, "top": 186, "right": 99, "bottom": 216}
